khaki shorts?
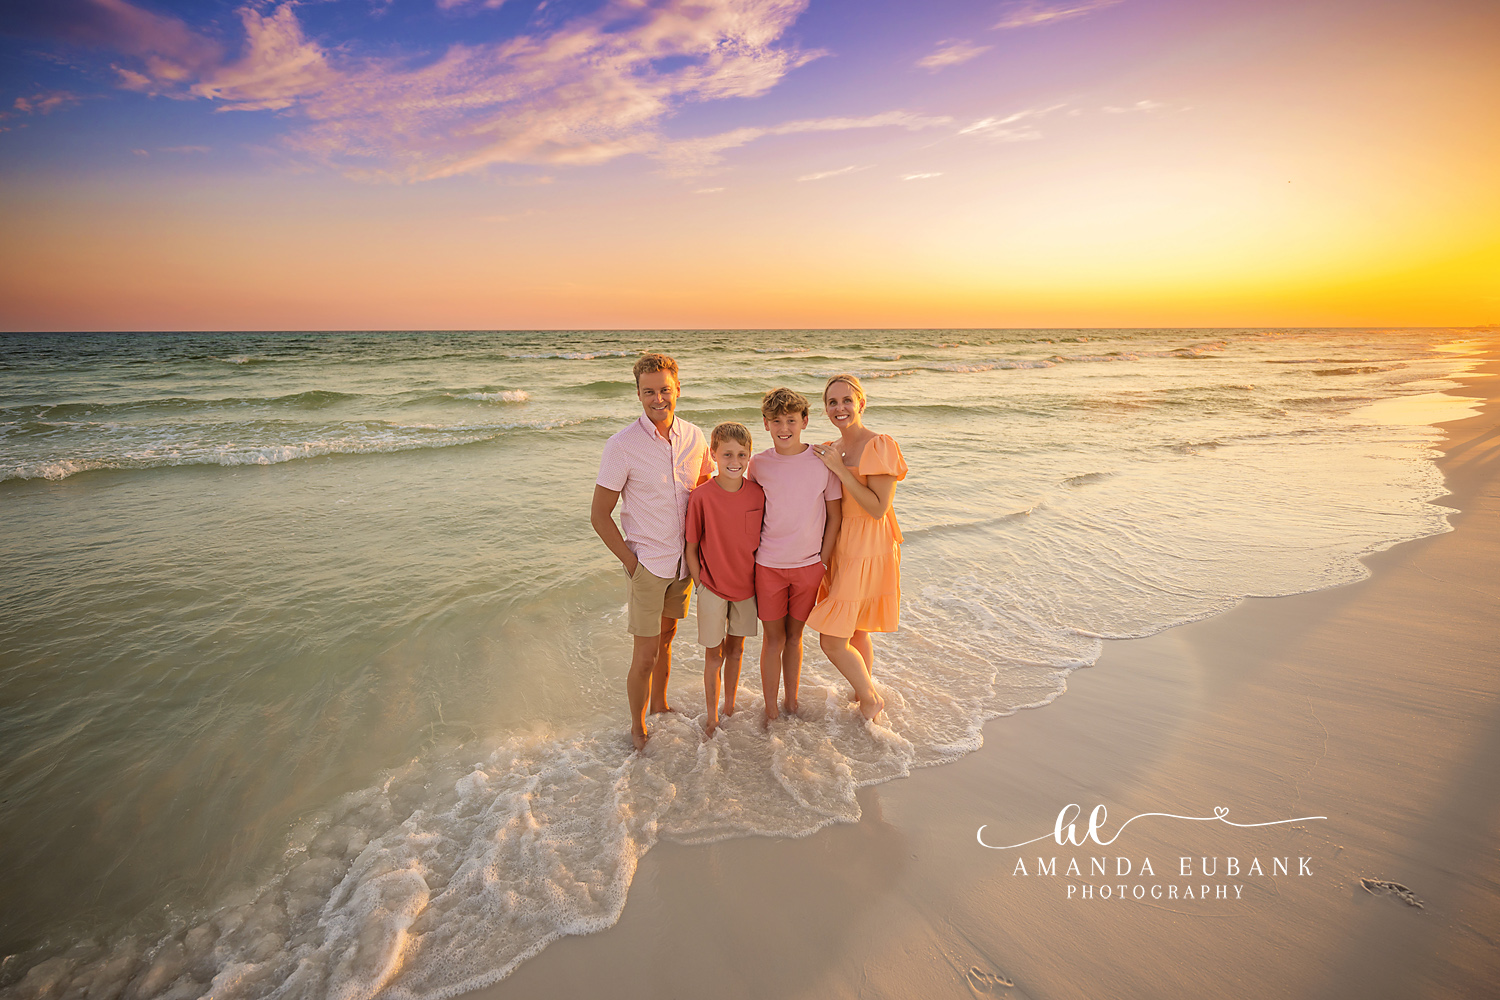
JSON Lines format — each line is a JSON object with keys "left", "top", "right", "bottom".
{"left": 696, "top": 586, "right": 759, "bottom": 648}
{"left": 626, "top": 563, "right": 692, "bottom": 637}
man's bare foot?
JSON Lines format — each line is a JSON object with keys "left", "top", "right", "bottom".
{"left": 632, "top": 729, "right": 648, "bottom": 751}
{"left": 859, "top": 690, "right": 885, "bottom": 722}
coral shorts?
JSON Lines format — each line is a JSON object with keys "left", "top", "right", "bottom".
{"left": 754, "top": 562, "right": 827, "bottom": 622}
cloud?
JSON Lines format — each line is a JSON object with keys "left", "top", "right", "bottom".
{"left": 659, "top": 110, "right": 951, "bottom": 175}
{"left": 437, "top": 0, "right": 509, "bottom": 9}
{"left": 178, "top": 5, "right": 338, "bottom": 112}
{"left": 901, "top": 172, "right": 941, "bottom": 180}
{"left": 694, "top": 187, "right": 725, "bottom": 193}
{"left": 957, "top": 104, "right": 1065, "bottom": 142}
{"left": 12, "top": 90, "right": 83, "bottom": 114}
{"left": 797, "top": 165, "right": 864, "bottom": 181}
{"left": 915, "top": 39, "right": 990, "bottom": 72}
{"left": 992, "top": 0, "right": 1121, "bottom": 30}
{"left": 160, "top": 144, "right": 210, "bottom": 153}
{"left": 1102, "top": 99, "right": 1166, "bottom": 113}
{"left": 28, "top": 0, "right": 826, "bottom": 180}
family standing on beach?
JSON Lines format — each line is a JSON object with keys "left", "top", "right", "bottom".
{"left": 590, "top": 353, "right": 908, "bottom": 750}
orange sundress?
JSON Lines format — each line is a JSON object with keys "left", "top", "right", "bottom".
{"left": 804, "top": 434, "right": 909, "bottom": 639}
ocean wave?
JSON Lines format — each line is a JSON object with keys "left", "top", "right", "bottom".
{"left": 2, "top": 417, "right": 598, "bottom": 482}
{"left": 454, "top": 390, "right": 530, "bottom": 403}
{"left": 2, "top": 391, "right": 361, "bottom": 421}
{"left": 505, "top": 350, "right": 636, "bottom": 360}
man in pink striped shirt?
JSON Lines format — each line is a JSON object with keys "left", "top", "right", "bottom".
{"left": 591, "top": 353, "right": 713, "bottom": 750}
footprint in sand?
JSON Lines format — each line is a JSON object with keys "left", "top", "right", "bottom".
{"left": 966, "top": 965, "right": 1014, "bottom": 993}
{"left": 1360, "top": 877, "right": 1424, "bottom": 908}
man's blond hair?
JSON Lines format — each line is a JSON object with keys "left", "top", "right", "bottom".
{"left": 760, "top": 386, "right": 809, "bottom": 420}
{"left": 633, "top": 353, "right": 680, "bottom": 386}
{"left": 711, "top": 421, "right": 753, "bottom": 452}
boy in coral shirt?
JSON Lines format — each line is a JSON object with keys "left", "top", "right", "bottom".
{"left": 685, "top": 422, "right": 765, "bottom": 737}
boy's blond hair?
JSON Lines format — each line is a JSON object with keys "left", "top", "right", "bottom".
{"left": 633, "top": 352, "right": 680, "bottom": 386}
{"left": 711, "top": 421, "right": 753, "bottom": 452}
{"left": 760, "top": 386, "right": 809, "bottom": 420}
{"left": 823, "top": 373, "right": 867, "bottom": 411}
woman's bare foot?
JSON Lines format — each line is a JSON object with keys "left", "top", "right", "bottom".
{"left": 782, "top": 698, "right": 799, "bottom": 718}
{"left": 632, "top": 728, "right": 648, "bottom": 751}
{"left": 649, "top": 701, "right": 673, "bottom": 715}
{"left": 704, "top": 718, "right": 718, "bottom": 739}
{"left": 721, "top": 701, "right": 736, "bottom": 718}
{"left": 762, "top": 708, "right": 778, "bottom": 729}
{"left": 859, "top": 690, "right": 885, "bottom": 722}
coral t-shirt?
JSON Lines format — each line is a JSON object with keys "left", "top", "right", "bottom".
{"left": 685, "top": 478, "right": 765, "bottom": 601}
{"left": 747, "top": 446, "right": 842, "bottom": 569}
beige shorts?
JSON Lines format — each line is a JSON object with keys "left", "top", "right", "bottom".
{"left": 696, "top": 586, "right": 759, "bottom": 648}
{"left": 626, "top": 562, "right": 692, "bottom": 637}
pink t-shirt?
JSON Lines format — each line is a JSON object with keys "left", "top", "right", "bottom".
{"left": 747, "top": 446, "right": 842, "bottom": 569}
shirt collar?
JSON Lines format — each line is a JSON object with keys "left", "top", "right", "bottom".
{"left": 635, "top": 412, "right": 679, "bottom": 443}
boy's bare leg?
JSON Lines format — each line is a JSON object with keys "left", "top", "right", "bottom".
{"left": 721, "top": 635, "right": 745, "bottom": 718}
{"left": 818, "top": 633, "right": 885, "bottom": 721}
{"left": 627, "top": 634, "right": 661, "bottom": 750}
{"left": 852, "top": 630, "right": 875, "bottom": 679}
{"left": 703, "top": 641, "right": 725, "bottom": 736}
{"left": 760, "top": 618, "right": 786, "bottom": 724}
{"left": 649, "top": 615, "right": 676, "bottom": 714}
{"left": 782, "top": 617, "right": 805, "bottom": 716}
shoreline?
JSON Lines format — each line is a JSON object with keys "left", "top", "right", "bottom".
{"left": 476, "top": 339, "right": 1500, "bottom": 1000}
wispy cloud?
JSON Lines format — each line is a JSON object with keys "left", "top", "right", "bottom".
{"left": 659, "top": 111, "right": 951, "bottom": 175}
{"left": 957, "top": 105, "right": 1065, "bottom": 142}
{"left": 12, "top": 90, "right": 83, "bottom": 115}
{"left": 993, "top": 0, "right": 1122, "bottom": 30}
{"left": 1102, "top": 99, "right": 1167, "bottom": 113}
{"left": 51, "top": 0, "right": 828, "bottom": 182}
{"left": 438, "top": 0, "right": 509, "bottom": 10}
{"left": 797, "top": 165, "right": 864, "bottom": 181}
{"left": 901, "top": 172, "right": 941, "bottom": 180}
{"left": 915, "top": 39, "right": 990, "bottom": 72}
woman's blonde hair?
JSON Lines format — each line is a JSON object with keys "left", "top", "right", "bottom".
{"left": 823, "top": 373, "right": 867, "bottom": 412}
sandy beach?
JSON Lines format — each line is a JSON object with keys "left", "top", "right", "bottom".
{"left": 477, "top": 337, "right": 1500, "bottom": 1000}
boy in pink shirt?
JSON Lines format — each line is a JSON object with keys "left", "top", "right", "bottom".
{"left": 685, "top": 422, "right": 764, "bottom": 737}
{"left": 748, "top": 388, "right": 842, "bottom": 723}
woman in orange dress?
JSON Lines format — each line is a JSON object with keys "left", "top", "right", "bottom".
{"left": 806, "top": 373, "right": 908, "bottom": 720}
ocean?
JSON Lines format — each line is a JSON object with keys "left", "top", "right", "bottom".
{"left": 0, "top": 328, "right": 1481, "bottom": 1000}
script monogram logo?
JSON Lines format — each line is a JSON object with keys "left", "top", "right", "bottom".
{"left": 977, "top": 804, "right": 1323, "bottom": 850}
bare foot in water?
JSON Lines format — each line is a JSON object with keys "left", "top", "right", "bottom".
{"left": 704, "top": 714, "right": 719, "bottom": 739}
{"left": 632, "top": 728, "right": 648, "bottom": 752}
{"left": 782, "top": 698, "right": 800, "bottom": 719}
{"left": 650, "top": 702, "right": 673, "bottom": 715}
{"left": 859, "top": 690, "right": 885, "bottom": 722}
{"left": 762, "top": 708, "right": 778, "bottom": 729}
{"left": 722, "top": 701, "right": 736, "bottom": 719}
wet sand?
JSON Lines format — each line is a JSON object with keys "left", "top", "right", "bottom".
{"left": 476, "top": 338, "right": 1500, "bottom": 1000}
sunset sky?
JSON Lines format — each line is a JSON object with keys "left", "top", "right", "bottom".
{"left": 2, "top": 0, "right": 1496, "bottom": 331}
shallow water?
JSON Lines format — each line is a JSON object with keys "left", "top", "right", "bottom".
{"left": 0, "top": 328, "right": 1479, "bottom": 999}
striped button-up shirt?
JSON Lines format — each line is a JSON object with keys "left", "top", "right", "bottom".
{"left": 597, "top": 414, "right": 713, "bottom": 579}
